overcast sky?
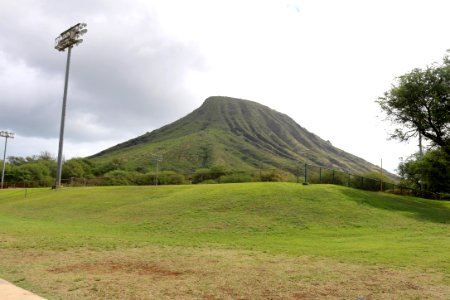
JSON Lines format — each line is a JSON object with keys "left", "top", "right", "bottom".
{"left": 1, "top": 0, "right": 449, "bottom": 173}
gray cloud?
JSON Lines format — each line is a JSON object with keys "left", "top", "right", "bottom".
{"left": 0, "top": 0, "right": 207, "bottom": 146}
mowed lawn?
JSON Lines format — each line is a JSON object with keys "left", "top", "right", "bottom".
{"left": 0, "top": 183, "right": 449, "bottom": 299}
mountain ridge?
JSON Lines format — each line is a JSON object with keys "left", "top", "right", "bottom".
{"left": 91, "top": 96, "right": 388, "bottom": 177}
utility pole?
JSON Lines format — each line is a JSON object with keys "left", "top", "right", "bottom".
{"left": 380, "top": 158, "right": 383, "bottom": 192}
{"left": 152, "top": 154, "right": 163, "bottom": 185}
{"left": 54, "top": 23, "right": 87, "bottom": 188}
{"left": 298, "top": 148, "right": 310, "bottom": 185}
{"left": 1, "top": 131, "right": 14, "bottom": 189}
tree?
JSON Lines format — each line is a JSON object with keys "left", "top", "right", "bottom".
{"left": 398, "top": 148, "right": 450, "bottom": 193}
{"left": 62, "top": 158, "right": 94, "bottom": 179}
{"left": 377, "top": 51, "right": 450, "bottom": 155}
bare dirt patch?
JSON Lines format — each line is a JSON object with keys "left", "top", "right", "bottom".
{"left": 1, "top": 246, "right": 449, "bottom": 299}
{"left": 48, "top": 261, "right": 183, "bottom": 277}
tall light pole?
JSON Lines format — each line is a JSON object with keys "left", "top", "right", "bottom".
{"left": 1, "top": 131, "right": 14, "bottom": 189}
{"left": 54, "top": 23, "right": 87, "bottom": 188}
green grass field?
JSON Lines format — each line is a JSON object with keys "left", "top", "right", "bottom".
{"left": 0, "top": 183, "right": 449, "bottom": 299}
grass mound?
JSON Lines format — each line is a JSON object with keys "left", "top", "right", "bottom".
{"left": 0, "top": 183, "right": 449, "bottom": 299}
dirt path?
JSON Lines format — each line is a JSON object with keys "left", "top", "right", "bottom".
{"left": 0, "top": 279, "right": 46, "bottom": 300}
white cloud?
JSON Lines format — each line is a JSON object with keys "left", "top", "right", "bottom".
{"left": 1, "top": 0, "right": 449, "bottom": 173}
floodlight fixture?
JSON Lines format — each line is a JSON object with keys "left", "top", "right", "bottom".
{"left": 54, "top": 23, "right": 88, "bottom": 52}
{"left": 1, "top": 130, "right": 15, "bottom": 189}
{"left": 54, "top": 23, "right": 87, "bottom": 188}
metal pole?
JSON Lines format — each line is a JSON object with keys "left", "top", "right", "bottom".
{"left": 1, "top": 136, "right": 8, "bottom": 189}
{"left": 55, "top": 46, "right": 72, "bottom": 188}
{"left": 418, "top": 133, "right": 423, "bottom": 194}
{"left": 319, "top": 167, "right": 322, "bottom": 183}
{"left": 155, "top": 160, "right": 159, "bottom": 186}
{"left": 304, "top": 163, "right": 307, "bottom": 184}
{"left": 380, "top": 158, "right": 383, "bottom": 192}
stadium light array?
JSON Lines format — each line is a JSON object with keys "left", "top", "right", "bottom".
{"left": 54, "top": 23, "right": 87, "bottom": 188}
{"left": 1, "top": 131, "right": 15, "bottom": 189}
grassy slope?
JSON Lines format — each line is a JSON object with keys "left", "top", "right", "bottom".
{"left": 1, "top": 183, "right": 449, "bottom": 298}
{"left": 0, "top": 183, "right": 448, "bottom": 272}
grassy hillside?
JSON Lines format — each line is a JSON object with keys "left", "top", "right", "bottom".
{"left": 0, "top": 184, "right": 449, "bottom": 298}
{"left": 91, "top": 97, "right": 389, "bottom": 176}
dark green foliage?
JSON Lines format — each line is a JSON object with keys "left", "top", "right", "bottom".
{"left": 93, "top": 158, "right": 126, "bottom": 176}
{"left": 103, "top": 170, "right": 185, "bottom": 186}
{"left": 399, "top": 148, "right": 450, "bottom": 193}
{"left": 192, "top": 168, "right": 214, "bottom": 184}
{"left": 154, "top": 171, "right": 186, "bottom": 185}
{"left": 219, "top": 172, "right": 254, "bottom": 183}
{"left": 192, "top": 166, "right": 228, "bottom": 183}
{"left": 260, "top": 169, "right": 288, "bottom": 182}
{"left": 377, "top": 51, "right": 450, "bottom": 155}
{"left": 62, "top": 158, "right": 94, "bottom": 179}
{"left": 2, "top": 154, "right": 56, "bottom": 186}
{"left": 103, "top": 170, "right": 138, "bottom": 185}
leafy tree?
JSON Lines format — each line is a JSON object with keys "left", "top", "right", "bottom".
{"left": 399, "top": 148, "right": 450, "bottom": 193}
{"left": 7, "top": 156, "right": 27, "bottom": 166}
{"left": 62, "top": 158, "right": 94, "bottom": 179}
{"left": 377, "top": 51, "right": 450, "bottom": 155}
{"left": 14, "top": 162, "right": 53, "bottom": 185}
{"left": 93, "top": 158, "right": 126, "bottom": 176}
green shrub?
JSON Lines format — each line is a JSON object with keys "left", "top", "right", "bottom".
{"left": 219, "top": 173, "right": 254, "bottom": 183}
{"left": 103, "top": 170, "right": 141, "bottom": 186}
{"left": 260, "top": 170, "right": 286, "bottom": 182}
{"left": 192, "top": 168, "right": 212, "bottom": 184}
{"left": 156, "top": 171, "right": 186, "bottom": 185}
{"left": 200, "top": 179, "right": 218, "bottom": 184}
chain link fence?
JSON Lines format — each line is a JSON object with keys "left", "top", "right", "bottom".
{"left": 299, "top": 163, "right": 439, "bottom": 199}
{"left": 0, "top": 164, "right": 440, "bottom": 199}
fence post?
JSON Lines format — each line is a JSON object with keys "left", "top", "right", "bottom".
{"left": 304, "top": 163, "right": 307, "bottom": 184}
{"left": 319, "top": 167, "right": 322, "bottom": 183}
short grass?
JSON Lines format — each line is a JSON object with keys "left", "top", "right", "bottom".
{"left": 0, "top": 183, "right": 449, "bottom": 299}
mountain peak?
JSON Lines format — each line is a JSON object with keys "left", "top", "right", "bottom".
{"left": 92, "top": 96, "right": 383, "bottom": 176}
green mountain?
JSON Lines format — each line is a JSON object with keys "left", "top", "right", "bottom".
{"left": 91, "top": 96, "right": 385, "bottom": 176}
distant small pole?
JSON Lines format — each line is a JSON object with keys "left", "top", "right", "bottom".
{"left": 152, "top": 154, "right": 163, "bottom": 186}
{"left": 418, "top": 133, "right": 424, "bottom": 194}
{"left": 304, "top": 163, "right": 307, "bottom": 184}
{"left": 380, "top": 158, "right": 383, "bottom": 192}
{"left": 155, "top": 159, "right": 159, "bottom": 186}
{"left": 319, "top": 167, "right": 322, "bottom": 183}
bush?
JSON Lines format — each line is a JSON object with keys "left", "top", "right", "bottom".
{"left": 154, "top": 171, "right": 186, "bottom": 185}
{"left": 103, "top": 170, "right": 141, "bottom": 186}
{"left": 219, "top": 173, "right": 254, "bottom": 183}
{"left": 260, "top": 170, "right": 286, "bottom": 182}
{"left": 199, "top": 179, "right": 218, "bottom": 184}
{"left": 192, "top": 168, "right": 213, "bottom": 184}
